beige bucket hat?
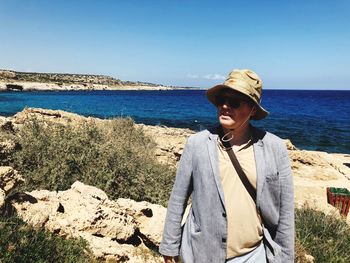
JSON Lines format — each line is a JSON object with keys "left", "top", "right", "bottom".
{"left": 206, "top": 69, "right": 269, "bottom": 120}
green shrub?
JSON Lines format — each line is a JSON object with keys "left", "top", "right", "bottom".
{"left": 295, "top": 205, "right": 350, "bottom": 263}
{"left": 0, "top": 215, "right": 94, "bottom": 263}
{"left": 7, "top": 117, "right": 175, "bottom": 206}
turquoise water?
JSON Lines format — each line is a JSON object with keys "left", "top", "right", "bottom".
{"left": 0, "top": 90, "right": 349, "bottom": 154}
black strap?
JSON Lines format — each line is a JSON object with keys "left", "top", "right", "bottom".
{"left": 218, "top": 127, "right": 257, "bottom": 202}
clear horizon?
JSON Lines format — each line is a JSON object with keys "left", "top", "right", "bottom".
{"left": 1, "top": 0, "right": 349, "bottom": 90}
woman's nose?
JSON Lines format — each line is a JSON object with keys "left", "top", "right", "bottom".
{"left": 222, "top": 102, "right": 230, "bottom": 109}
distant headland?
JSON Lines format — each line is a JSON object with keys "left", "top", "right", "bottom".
{"left": 0, "top": 69, "right": 195, "bottom": 91}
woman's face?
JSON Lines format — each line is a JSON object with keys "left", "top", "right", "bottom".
{"left": 215, "top": 90, "right": 256, "bottom": 130}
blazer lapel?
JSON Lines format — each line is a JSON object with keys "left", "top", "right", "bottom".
{"left": 252, "top": 131, "right": 266, "bottom": 209}
{"left": 207, "top": 132, "right": 226, "bottom": 210}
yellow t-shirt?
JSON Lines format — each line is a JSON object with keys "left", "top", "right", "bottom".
{"left": 217, "top": 138, "right": 263, "bottom": 259}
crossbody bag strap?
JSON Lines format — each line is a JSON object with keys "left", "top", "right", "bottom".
{"left": 226, "top": 148, "right": 257, "bottom": 202}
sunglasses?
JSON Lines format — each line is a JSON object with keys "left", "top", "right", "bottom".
{"left": 215, "top": 95, "right": 245, "bottom": 109}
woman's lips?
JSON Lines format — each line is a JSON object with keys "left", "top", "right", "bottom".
{"left": 219, "top": 111, "right": 232, "bottom": 117}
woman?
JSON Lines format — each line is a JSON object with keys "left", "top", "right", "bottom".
{"left": 159, "top": 69, "right": 294, "bottom": 263}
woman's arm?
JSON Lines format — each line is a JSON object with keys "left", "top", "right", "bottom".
{"left": 159, "top": 136, "right": 194, "bottom": 257}
{"left": 275, "top": 143, "right": 295, "bottom": 262}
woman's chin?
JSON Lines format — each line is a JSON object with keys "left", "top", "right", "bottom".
{"left": 219, "top": 118, "right": 235, "bottom": 129}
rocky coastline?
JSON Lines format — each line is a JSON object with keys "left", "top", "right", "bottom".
{"left": 0, "top": 69, "right": 193, "bottom": 91}
{"left": 1, "top": 108, "right": 350, "bottom": 261}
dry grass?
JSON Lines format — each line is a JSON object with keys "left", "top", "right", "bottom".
{"left": 295, "top": 205, "right": 350, "bottom": 263}
{"left": 0, "top": 215, "right": 94, "bottom": 262}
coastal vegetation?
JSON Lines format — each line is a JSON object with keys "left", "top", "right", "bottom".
{"left": 0, "top": 69, "right": 163, "bottom": 87}
{"left": 1, "top": 114, "right": 349, "bottom": 262}
{"left": 295, "top": 205, "right": 350, "bottom": 263}
{"left": 0, "top": 215, "right": 94, "bottom": 262}
{"left": 1, "top": 117, "right": 175, "bottom": 207}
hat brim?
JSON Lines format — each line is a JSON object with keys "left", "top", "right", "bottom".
{"left": 206, "top": 84, "right": 269, "bottom": 120}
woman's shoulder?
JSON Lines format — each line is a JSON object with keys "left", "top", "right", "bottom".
{"left": 187, "top": 126, "right": 218, "bottom": 145}
{"left": 252, "top": 126, "right": 287, "bottom": 152}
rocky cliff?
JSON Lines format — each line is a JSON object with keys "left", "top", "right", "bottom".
{"left": 1, "top": 108, "right": 350, "bottom": 261}
{"left": 0, "top": 69, "right": 177, "bottom": 91}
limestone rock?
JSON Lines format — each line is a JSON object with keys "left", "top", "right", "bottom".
{"left": 11, "top": 107, "right": 97, "bottom": 127}
{"left": 139, "top": 124, "right": 193, "bottom": 167}
{"left": 305, "top": 254, "right": 315, "bottom": 263}
{"left": 116, "top": 198, "right": 166, "bottom": 246}
{"left": 11, "top": 181, "right": 166, "bottom": 262}
{"left": 292, "top": 151, "right": 350, "bottom": 224}
{"left": 0, "top": 166, "right": 24, "bottom": 211}
{"left": 0, "top": 139, "right": 17, "bottom": 157}
{"left": 290, "top": 150, "right": 344, "bottom": 180}
{"left": 0, "top": 70, "right": 16, "bottom": 78}
{"left": 0, "top": 166, "right": 24, "bottom": 194}
{"left": 0, "top": 116, "right": 15, "bottom": 132}
{"left": 79, "top": 232, "right": 162, "bottom": 262}
{"left": 0, "top": 189, "right": 5, "bottom": 208}
{"left": 284, "top": 139, "right": 297, "bottom": 150}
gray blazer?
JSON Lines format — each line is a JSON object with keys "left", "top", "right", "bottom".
{"left": 159, "top": 126, "right": 294, "bottom": 263}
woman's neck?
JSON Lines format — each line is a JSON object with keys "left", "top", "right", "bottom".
{"left": 222, "top": 124, "right": 252, "bottom": 146}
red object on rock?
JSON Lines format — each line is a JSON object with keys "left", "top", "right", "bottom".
{"left": 327, "top": 187, "right": 350, "bottom": 217}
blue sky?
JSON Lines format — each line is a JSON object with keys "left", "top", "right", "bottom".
{"left": 0, "top": 0, "right": 349, "bottom": 89}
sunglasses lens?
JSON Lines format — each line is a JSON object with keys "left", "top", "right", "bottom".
{"left": 228, "top": 98, "right": 241, "bottom": 108}
{"left": 215, "top": 96, "right": 242, "bottom": 108}
{"left": 215, "top": 96, "right": 225, "bottom": 106}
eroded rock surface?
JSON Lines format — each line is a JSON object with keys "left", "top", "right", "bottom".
{"left": 11, "top": 181, "right": 165, "bottom": 262}
{"left": 0, "top": 166, "right": 24, "bottom": 209}
{"left": 0, "top": 166, "right": 24, "bottom": 194}
{"left": 139, "top": 124, "right": 193, "bottom": 166}
{"left": 0, "top": 139, "right": 17, "bottom": 157}
{"left": 290, "top": 148, "right": 350, "bottom": 223}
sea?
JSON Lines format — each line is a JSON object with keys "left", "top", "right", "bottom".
{"left": 0, "top": 89, "right": 349, "bottom": 154}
